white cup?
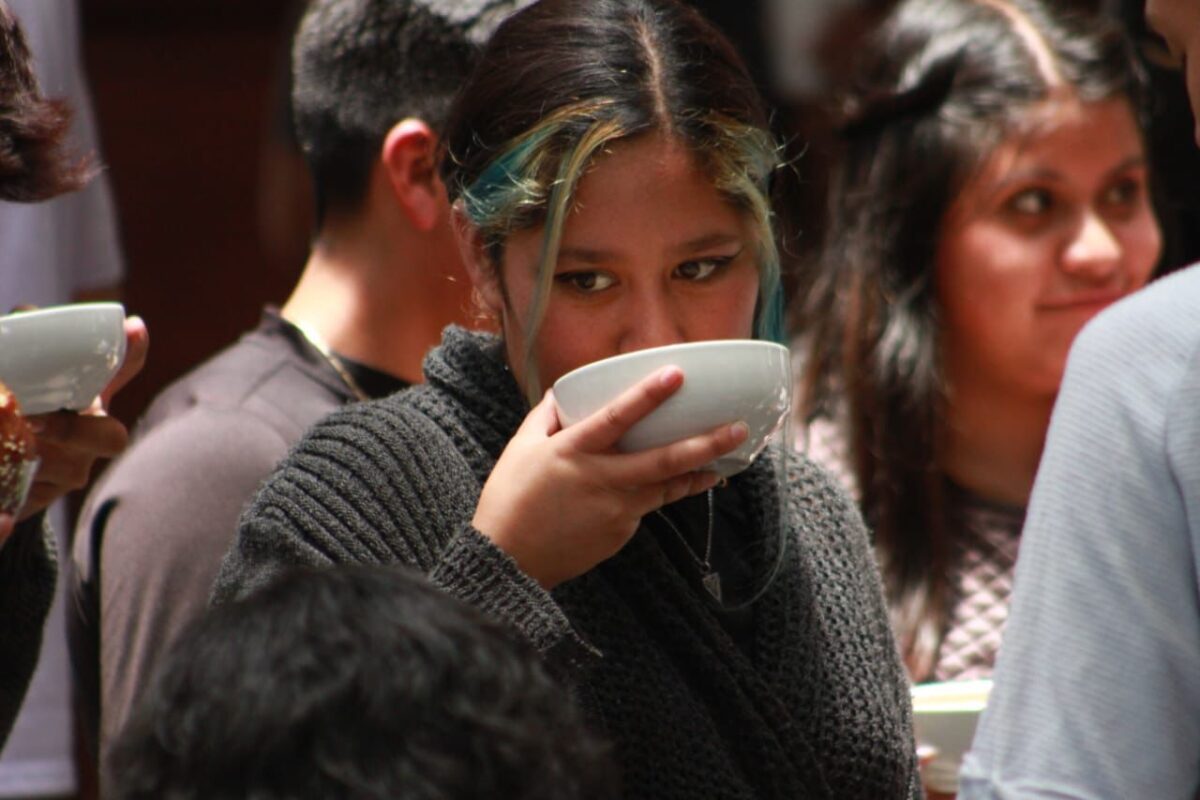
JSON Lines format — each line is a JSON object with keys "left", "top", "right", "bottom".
{"left": 911, "top": 679, "right": 993, "bottom": 794}
{"left": 552, "top": 340, "right": 791, "bottom": 479}
{"left": 0, "top": 302, "right": 127, "bottom": 415}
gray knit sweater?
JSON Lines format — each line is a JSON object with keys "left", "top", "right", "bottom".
{"left": 212, "top": 327, "right": 920, "bottom": 799}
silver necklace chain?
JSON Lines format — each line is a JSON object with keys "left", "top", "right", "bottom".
{"left": 292, "top": 320, "right": 371, "bottom": 403}
{"left": 654, "top": 487, "right": 721, "bottom": 601}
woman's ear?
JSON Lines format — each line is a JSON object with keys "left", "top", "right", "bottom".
{"left": 381, "top": 118, "right": 445, "bottom": 232}
{"left": 451, "top": 203, "right": 505, "bottom": 319}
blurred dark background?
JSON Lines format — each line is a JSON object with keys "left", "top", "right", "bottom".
{"left": 81, "top": 0, "right": 309, "bottom": 426}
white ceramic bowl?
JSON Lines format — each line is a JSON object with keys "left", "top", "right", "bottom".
{"left": 911, "top": 679, "right": 993, "bottom": 794}
{"left": 0, "top": 302, "right": 127, "bottom": 415}
{"left": 552, "top": 340, "right": 791, "bottom": 478}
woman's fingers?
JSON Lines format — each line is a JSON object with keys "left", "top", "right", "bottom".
{"left": 615, "top": 420, "right": 747, "bottom": 488}
{"left": 565, "top": 366, "right": 683, "bottom": 453}
{"left": 630, "top": 469, "right": 721, "bottom": 513}
{"left": 29, "top": 411, "right": 129, "bottom": 458}
{"left": 17, "top": 414, "right": 130, "bottom": 520}
{"left": 515, "top": 389, "right": 562, "bottom": 439}
{"left": 100, "top": 315, "right": 149, "bottom": 408}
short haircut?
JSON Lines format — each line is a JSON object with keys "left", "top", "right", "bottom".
{"left": 290, "top": 0, "right": 526, "bottom": 224}
{"left": 107, "top": 565, "right": 617, "bottom": 800}
{"left": 0, "top": 0, "right": 93, "bottom": 201}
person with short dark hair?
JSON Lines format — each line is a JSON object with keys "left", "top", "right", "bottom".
{"left": 213, "top": 1, "right": 921, "bottom": 797}
{"left": 70, "top": 0, "right": 524, "bottom": 766}
{"left": 107, "top": 565, "right": 617, "bottom": 800}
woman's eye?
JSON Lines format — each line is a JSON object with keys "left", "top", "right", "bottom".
{"left": 1102, "top": 177, "right": 1142, "bottom": 207}
{"left": 1007, "top": 188, "right": 1052, "bottom": 216}
{"left": 674, "top": 257, "right": 729, "bottom": 281}
{"left": 555, "top": 271, "right": 615, "bottom": 293}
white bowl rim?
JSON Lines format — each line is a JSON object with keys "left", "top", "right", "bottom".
{"left": 910, "top": 678, "right": 992, "bottom": 713}
{"left": 0, "top": 301, "right": 125, "bottom": 324}
{"left": 911, "top": 702, "right": 988, "bottom": 714}
{"left": 910, "top": 678, "right": 993, "bottom": 697}
{"left": 553, "top": 339, "right": 789, "bottom": 389}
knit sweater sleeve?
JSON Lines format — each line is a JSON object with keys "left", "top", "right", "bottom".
{"left": 210, "top": 398, "right": 597, "bottom": 675}
{"left": 788, "top": 453, "right": 924, "bottom": 799}
{"left": 0, "top": 513, "right": 56, "bottom": 750}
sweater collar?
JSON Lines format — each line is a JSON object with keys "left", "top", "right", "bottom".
{"left": 422, "top": 326, "right": 530, "bottom": 461}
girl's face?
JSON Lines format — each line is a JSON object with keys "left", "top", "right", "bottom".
{"left": 477, "top": 132, "right": 761, "bottom": 393}
{"left": 936, "top": 97, "right": 1161, "bottom": 402}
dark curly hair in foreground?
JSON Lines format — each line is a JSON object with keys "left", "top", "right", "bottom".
{"left": 0, "top": 0, "right": 93, "bottom": 201}
{"left": 107, "top": 565, "right": 617, "bottom": 800}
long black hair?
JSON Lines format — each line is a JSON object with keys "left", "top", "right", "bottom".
{"left": 793, "top": 0, "right": 1147, "bottom": 676}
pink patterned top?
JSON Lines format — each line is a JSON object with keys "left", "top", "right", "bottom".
{"left": 798, "top": 418, "right": 1024, "bottom": 682}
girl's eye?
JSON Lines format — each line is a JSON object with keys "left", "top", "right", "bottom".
{"left": 1007, "top": 188, "right": 1053, "bottom": 216}
{"left": 1102, "top": 177, "right": 1142, "bottom": 207}
{"left": 674, "top": 257, "right": 730, "bottom": 281}
{"left": 555, "top": 271, "right": 616, "bottom": 293}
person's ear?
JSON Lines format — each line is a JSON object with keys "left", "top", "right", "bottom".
{"left": 380, "top": 118, "right": 445, "bottom": 232}
{"left": 451, "top": 203, "right": 505, "bottom": 318}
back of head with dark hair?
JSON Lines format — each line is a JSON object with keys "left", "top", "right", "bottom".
{"left": 107, "top": 565, "right": 616, "bottom": 800}
{"left": 792, "top": 0, "right": 1147, "bottom": 676}
{"left": 0, "top": 0, "right": 93, "bottom": 201}
{"left": 290, "top": 0, "right": 528, "bottom": 224}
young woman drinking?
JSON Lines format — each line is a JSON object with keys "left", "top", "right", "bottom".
{"left": 214, "top": 1, "right": 919, "bottom": 797}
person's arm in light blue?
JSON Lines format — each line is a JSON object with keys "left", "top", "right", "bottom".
{"left": 960, "top": 270, "right": 1200, "bottom": 800}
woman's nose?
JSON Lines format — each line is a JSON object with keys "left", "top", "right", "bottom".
{"left": 1061, "top": 210, "right": 1121, "bottom": 281}
{"left": 619, "top": 292, "right": 686, "bottom": 353}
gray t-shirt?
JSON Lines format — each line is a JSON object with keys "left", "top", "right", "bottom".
{"left": 69, "top": 310, "right": 404, "bottom": 766}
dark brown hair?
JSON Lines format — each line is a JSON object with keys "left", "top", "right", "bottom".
{"left": 0, "top": 0, "right": 93, "bottom": 202}
{"left": 290, "top": 0, "right": 526, "bottom": 225}
{"left": 792, "top": 0, "right": 1147, "bottom": 677}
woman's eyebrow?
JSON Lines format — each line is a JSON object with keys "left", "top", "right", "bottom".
{"left": 675, "top": 232, "right": 744, "bottom": 252}
{"left": 1103, "top": 155, "right": 1148, "bottom": 176}
{"left": 986, "top": 154, "right": 1147, "bottom": 198}
{"left": 558, "top": 233, "right": 744, "bottom": 264}
{"left": 557, "top": 245, "right": 612, "bottom": 264}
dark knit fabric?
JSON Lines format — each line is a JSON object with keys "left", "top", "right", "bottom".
{"left": 213, "top": 326, "right": 921, "bottom": 800}
{"left": 0, "top": 514, "right": 56, "bottom": 749}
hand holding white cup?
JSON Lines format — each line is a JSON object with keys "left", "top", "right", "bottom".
{"left": 473, "top": 340, "right": 790, "bottom": 589}
{"left": 0, "top": 305, "right": 148, "bottom": 541}
{"left": 473, "top": 364, "right": 749, "bottom": 590}
{"left": 552, "top": 340, "right": 792, "bottom": 479}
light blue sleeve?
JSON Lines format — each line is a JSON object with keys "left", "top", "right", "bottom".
{"left": 959, "top": 268, "right": 1200, "bottom": 800}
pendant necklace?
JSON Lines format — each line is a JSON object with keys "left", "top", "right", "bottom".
{"left": 292, "top": 320, "right": 371, "bottom": 402}
{"left": 654, "top": 488, "right": 721, "bottom": 601}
